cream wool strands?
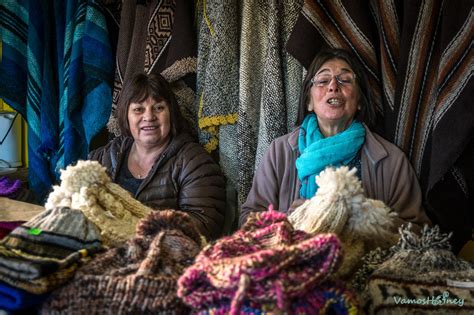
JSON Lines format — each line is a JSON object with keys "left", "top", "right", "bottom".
{"left": 46, "top": 160, "right": 152, "bottom": 246}
{"left": 288, "top": 166, "right": 399, "bottom": 278}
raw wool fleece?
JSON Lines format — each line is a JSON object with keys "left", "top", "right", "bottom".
{"left": 45, "top": 160, "right": 152, "bottom": 246}
{"left": 41, "top": 210, "right": 203, "bottom": 315}
{"left": 288, "top": 166, "right": 399, "bottom": 278}
{"left": 178, "top": 209, "right": 359, "bottom": 314}
{"left": 368, "top": 224, "right": 474, "bottom": 314}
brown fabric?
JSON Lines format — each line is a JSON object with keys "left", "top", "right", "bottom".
{"left": 108, "top": 0, "right": 197, "bottom": 135}
{"left": 89, "top": 133, "right": 226, "bottom": 240}
{"left": 240, "top": 125, "right": 431, "bottom": 231}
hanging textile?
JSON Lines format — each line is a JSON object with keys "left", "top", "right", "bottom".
{"left": 107, "top": 0, "right": 197, "bottom": 136}
{"left": 238, "top": 0, "right": 304, "bottom": 205}
{"left": 286, "top": 0, "right": 474, "bottom": 250}
{"left": 195, "top": 0, "right": 239, "bottom": 152}
{"left": 0, "top": 0, "right": 114, "bottom": 201}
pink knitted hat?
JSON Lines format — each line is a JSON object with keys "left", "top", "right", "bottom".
{"left": 178, "top": 208, "right": 357, "bottom": 314}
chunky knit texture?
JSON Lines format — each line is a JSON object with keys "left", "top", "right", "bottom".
{"left": 45, "top": 160, "right": 152, "bottom": 246}
{"left": 368, "top": 224, "right": 474, "bottom": 314}
{"left": 178, "top": 209, "right": 358, "bottom": 314}
{"left": 288, "top": 166, "right": 399, "bottom": 278}
{"left": 41, "top": 210, "right": 203, "bottom": 314}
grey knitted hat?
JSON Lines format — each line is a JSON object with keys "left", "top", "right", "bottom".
{"left": 0, "top": 207, "right": 102, "bottom": 294}
{"left": 41, "top": 210, "right": 202, "bottom": 314}
{"left": 368, "top": 224, "right": 474, "bottom": 314}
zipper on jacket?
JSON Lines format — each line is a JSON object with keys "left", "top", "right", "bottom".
{"left": 135, "top": 153, "right": 167, "bottom": 198}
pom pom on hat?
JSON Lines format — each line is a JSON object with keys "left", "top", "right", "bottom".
{"left": 45, "top": 160, "right": 152, "bottom": 246}
{"left": 288, "top": 166, "right": 399, "bottom": 278}
{"left": 367, "top": 224, "right": 474, "bottom": 314}
{"left": 41, "top": 210, "right": 203, "bottom": 314}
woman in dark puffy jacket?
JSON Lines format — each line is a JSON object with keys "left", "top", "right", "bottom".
{"left": 89, "top": 72, "right": 226, "bottom": 240}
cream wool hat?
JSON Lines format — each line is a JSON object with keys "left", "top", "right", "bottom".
{"left": 45, "top": 160, "right": 152, "bottom": 246}
{"left": 288, "top": 166, "right": 399, "bottom": 278}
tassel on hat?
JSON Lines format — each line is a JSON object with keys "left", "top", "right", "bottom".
{"left": 367, "top": 224, "right": 474, "bottom": 314}
{"left": 288, "top": 166, "right": 399, "bottom": 278}
{"left": 45, "top": 160, "right": 152, "bottom": 246}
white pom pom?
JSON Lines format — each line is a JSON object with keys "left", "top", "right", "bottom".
{"left": 59, "top": 160, "right": 110, "bottom": 193}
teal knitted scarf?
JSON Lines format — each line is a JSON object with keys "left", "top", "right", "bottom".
{"left": 296, "top": 113, "right": 366, "bottom": 198}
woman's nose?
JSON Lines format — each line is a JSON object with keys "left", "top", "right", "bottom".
{"left": 328, "top": 77, "right": 340, "bottom": 92}
{"left": 143, "top": 108, "right": 156, "bottom": 121}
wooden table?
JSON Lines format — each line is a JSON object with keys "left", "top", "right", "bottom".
{"left": 0, "top": 197, "right": 44, "bottom": 221}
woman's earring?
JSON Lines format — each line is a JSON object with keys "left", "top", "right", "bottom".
{"left": 308, "top": 103, "right": 313, "bottom": 111}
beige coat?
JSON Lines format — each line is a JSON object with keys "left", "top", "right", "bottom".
{"left": 240, "top": 125, "right": 431, "bottom": 230}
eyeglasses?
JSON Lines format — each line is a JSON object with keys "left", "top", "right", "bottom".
{"left": 311, "top": 72, "right": 356, "bottom": 87}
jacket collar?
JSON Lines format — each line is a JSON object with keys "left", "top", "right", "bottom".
{"left": 361, "top": 124, "right": 388, "bottom": 165}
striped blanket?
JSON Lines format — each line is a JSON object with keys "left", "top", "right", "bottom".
{"left": 0, "top": 0, "right": 114, "bottom": 201}
{"left": 286, "top": 0, "right": 473, "bottom": 248}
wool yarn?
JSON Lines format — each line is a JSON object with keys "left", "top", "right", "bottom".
{"left": 0, "top": 176, "right": 21, "bottom": 197}
{"left": 178, "top": 208, "right": 358, "bottom": 314}
{"left": 368, "top": 224, "right": 474, "bottom": 314}
{"left": 41, "top": 210, "right": 203, "bottom": 315}
{"left": 45, "top": 160, "right": 152, "bottom": 246}
{"left": 0, "top": 207, "right": 102, "bottom": 294}
{"left": 288, "top": 166, "right": 399, "bottom": 278}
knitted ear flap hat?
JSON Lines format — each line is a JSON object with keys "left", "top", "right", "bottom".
{"left": 288, "top": 166, "right": 399, "bottom": 278}
{"left": 178, "top": 208, "right": 359, "bottom": 314}
{"left": 368, "top": 224, "right": 474, "bottom": 314}
{"left": 45, "top": 160, "right": 152, "bottom": 246}
{"left": 41, "top": 210, "right": 202, "bottom": 315}
{"left": 0, "top": 207, "right": 102, "bottom": 294}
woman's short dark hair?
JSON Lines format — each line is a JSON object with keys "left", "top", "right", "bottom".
{"left": 297, "top": 48, "right": 376, "bottom": 127}
{"left": 116, "top": 72, "right": 186, "bottom": 137}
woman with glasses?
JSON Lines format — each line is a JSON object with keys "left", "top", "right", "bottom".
{"left": 240, "top": 48, "right": 431, "bottom": 230}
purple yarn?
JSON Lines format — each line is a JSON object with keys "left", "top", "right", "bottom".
{"left": 0, "top": 176, "right": 22, "bottom": 197}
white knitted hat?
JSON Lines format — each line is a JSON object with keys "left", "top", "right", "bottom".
{"left": 288, "top": 166, "right": 399, "bottom": 278}
{"left": 45, "top": 160, "right": 152, "bottom": 246}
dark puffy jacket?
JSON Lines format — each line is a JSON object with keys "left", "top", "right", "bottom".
{"left": 89, "top": 133, "right": 226, "bottom": 240}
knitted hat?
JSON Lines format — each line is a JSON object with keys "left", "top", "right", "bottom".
{"left": 288, "top": 166, "right": 399, "bottom": 278}
{"left": 198, "top": 282, "right": 358, "bottom": 315}
{"left": 0, "top": 207, "right": 102, "bottom": 294}
{"left": 45, "top": 160, "right": 152, "bottom": 246}
{"left": 41, "top": 210, "right": 203, "bottom": 314}
{"left": 178, "top": 208, "right": 358, "bottom": 314}
{"left": 0, "top": 176, "right": 21, "bottom": 197}
{"left": 368, "top": 224, "right": 474, "bottom": 314}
